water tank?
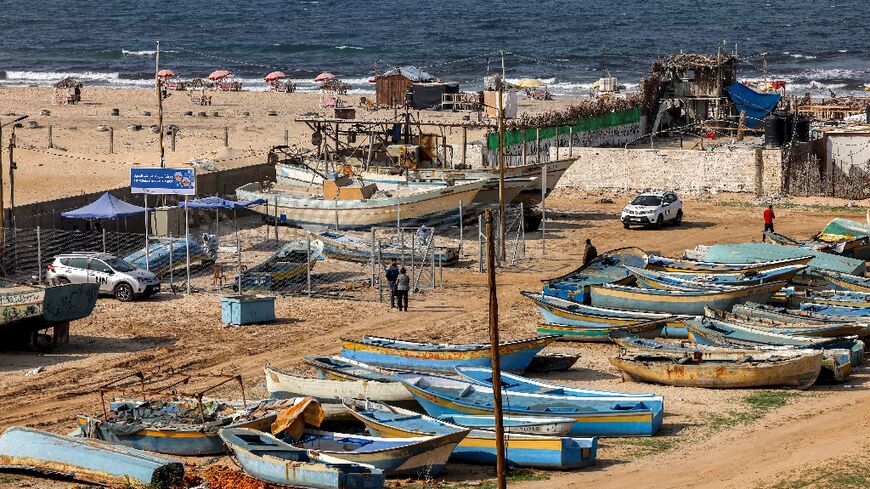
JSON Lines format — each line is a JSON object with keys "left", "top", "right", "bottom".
{"left": 793, "top": 117, "right": 810, "bottom": 142}
{"left": 763, "top": 115, "right": 785, "bottom": 147}
{"left": 780, "top": 112, "right": 794, "bottom": 143}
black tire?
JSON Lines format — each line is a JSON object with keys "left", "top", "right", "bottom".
{"left": 656, "top": 215, "right": 664, "bottom": 229}
{"left": 55, "top": 277, "right": 70, "bottom": 285}
{"left": 674, "top": 210, "right": 683, "bottom": 226}
{"left": 623, "top": 222, "right": 630, "bottom": 229}
{"left": 114, "top": 282, "right": 134, "bottom": 302}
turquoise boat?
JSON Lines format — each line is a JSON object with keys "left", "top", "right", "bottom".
{"left": 522, "top": 291, "right": 687, "bottom": 339}
{"left": 219, "top": 428, "right": 385, "bottom": 489}
{"left": 343, "top": 399, "right": 598, "bottom": 470}
{"left": 434, "top": 414, "right": 575, "bottom": 436}
{"left": 125, "top": 234, "right": 211, "bottom": 275}
{"left": 815, "top": 218, "right": 870, "bottom": 259}
{"left": 626, "top": 264, "right": 805, "bottom": 290}
{"left": 454, "top": 366, "right": 662, "bottom": 401}
{"left": 589, "top": 282, "right": 786, "bottom": 315}
{"left": 291, "top": 429, "right": 467, "bottom": 477}
{"left": 646, "top": 254, "right": 812, "bottom": 274}
{"left": 0, "top": 426, "right": 184, "bottom": 488}
{"left": 688, "top": 243, "right": 865, "bottom": 276}
{"left": 237, "top": 239, "right": 323, "bottom": 290}
{"left": 795, "top": 290, "right": 870, "bottom": 309}
{"left": 765, "top": 230, "right": 870, "bottom": 260}
{"left": 318, "top": 230, "right": 459, "bottom": 266}
{"left": 817, "top": 270, "right": 870, "bottom": 293}
{"left": 799, "top": 302, "right": 870, "bottom": 317}
{"left": 340, "top": 335, "right": 557, "bottom": 373}
{"left": 732, "top": 303, "right": 858, "bottom": 324}
{"left": 541, "top": 247, "right": 647, "bottom": 303}
{"left": 705, "top": 307, "right": 870, "bottom": 338}
{"left": 394, "top": 372, "right": 663, "bottom": 437}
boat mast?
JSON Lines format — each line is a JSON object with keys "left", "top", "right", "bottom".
{"left": 485, "top": 209, "right": 507, "bottom": 489}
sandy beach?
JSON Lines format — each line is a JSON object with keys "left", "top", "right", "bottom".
{"left": 0, "top": 86, "right": 868, "bottom": 489}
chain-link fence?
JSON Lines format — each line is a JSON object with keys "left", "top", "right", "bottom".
{"left": 476, "top": 204, "right": 526, "bottom": 271}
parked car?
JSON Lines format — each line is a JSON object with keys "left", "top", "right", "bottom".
{"left": 620, "top": 191, "right": 683, "bottom": 229}
{"left": 46, "top": 252, "right": 160, "bottom": 301}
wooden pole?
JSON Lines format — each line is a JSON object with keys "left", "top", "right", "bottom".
{"left": 223, "top": 127, "right": 229, "bottom": 147}
{"left": 535, "top": 128, "right": 541, "bottom": 164}
{"left": 48, "top": 125, "right": 53, "bottom": 149}
{"left": 521, "top": 129, "right": 526, "bottom": 165}
{"left": 485, "top": 209, "right": 507, "bottom": 489}
{"left": 497, "top": 87, "right": 506, "bottom": 262}
{"left": 109, "top": 126, "right": 114, "bottom": 154}
{"left": 461, "top": 127, "right": 467, "bottom": 167}
{"left": 8, "top": 130, "right": 15, "bottom": 228}
{"left": 156, "top": 41, "right": 165, "bottom": 168}
{"left": 171, "top": 127, "right": 176, "bottom": 152}
{"left": 284, "top": 129, "right": 289, "bottom": 146}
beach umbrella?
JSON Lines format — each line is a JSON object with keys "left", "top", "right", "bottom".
{"left": 314, "top": 72, "right": 335, "bottom": 82}
{"left": 207, "top": 70, "right": 232, "bottom": 81}
{"left": 368, "top": 76, "right": 377, "bottom": 83}
{"left": 156, "top": 69, "right": 176, "bottom": 78}
{"left": 264, "top": 71, "right": 287, "bottom": 82}
{"left": 516, "top": 78, "right": 544, "bottom": 88}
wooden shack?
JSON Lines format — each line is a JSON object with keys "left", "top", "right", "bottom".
{"left": 375, "top": 66, "right": 434, "bottom": 108}
{"left": 53, "top": 77, "right": 82, "bottom": 105}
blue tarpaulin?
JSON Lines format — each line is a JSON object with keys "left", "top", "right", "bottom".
{"left": 726, "top": 83, "right": 781, "bottom": 128}
{"left": 60, "top": 192, "right": 150, "bottom": 219}
{"left": 178, "top": 197, "right": 265, "bottom": 209}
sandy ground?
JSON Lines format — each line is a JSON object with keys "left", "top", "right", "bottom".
{"left": 1, "top": 191, "right": 869, "bottom": 488}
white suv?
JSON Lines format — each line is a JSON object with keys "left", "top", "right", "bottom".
{"left": 46, "top": 252, "right": 161, "bottom": 301}
{"left": 620, "top": 191, "right": 683, "bottom": 229}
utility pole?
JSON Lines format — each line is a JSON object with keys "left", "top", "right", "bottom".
{"left": 156, "top": 40, "right": 165, "bottom": 169}
{"left": 485, "top": 209, "right": 507, "bottom": 489}
{"left": 497, "top": 77, "right": 506, "bottom": 262}
{"left": 8, "top": 128, "right": 15, "bottom": 227}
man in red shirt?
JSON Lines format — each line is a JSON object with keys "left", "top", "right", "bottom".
{"left": 762, "top": 205, "right": 775, "bottom": 242}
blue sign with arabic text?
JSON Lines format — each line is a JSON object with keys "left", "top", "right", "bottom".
{"left": 130, "top": 168, "right": 196, "bottom": 195}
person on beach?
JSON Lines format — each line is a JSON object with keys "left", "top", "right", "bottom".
{"left": 582, "top": 239, "right": 598, "bottom": 265}
{"left": 395, "top": 268, "right": 410, "bottom": 311}
{"left": 762, "top": 205, "right": 775, "bottom": 242}
{"left": 385, "top": 258, "right": 399, "bottom": 308}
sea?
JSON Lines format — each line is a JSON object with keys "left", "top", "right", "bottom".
{"left": 1, "top": 0, "right": 868, "bottom": 97}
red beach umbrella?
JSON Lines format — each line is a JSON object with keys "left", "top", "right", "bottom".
{"left": 367, "top": 76, "right": 377, "bottom": 83}
{"left": 314, "top": 72, "right": 335, "bottom": 82}
{"left": 207, "top": 70, "right": 232, "bottom": 81}
{"left": 156, "top": 69, "right": 176, "bottom": 78}
{"left": 264, "top": 71, "right": 287, "bottom": 82}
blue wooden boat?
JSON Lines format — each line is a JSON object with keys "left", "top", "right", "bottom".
{"left": 817, "top": 270, "right": 870, "bottom": 293}
{"left": 795, "top": 290, "right": 870, "bottom": 309}
{"left": 627, "top": 264, "right": 805, "bottom": 290}
{"left": 291, "top": 428, "right": 468, "bottom": 477}
{"left": 318, "top": 230, "right": 459, "bottom": 266}
{"left": 522, "top": 291, "right": 688, "bottom": 339}
{"left": 77, "top": 398, "right": 278, "bottom": 456}
{"left": 340, "top": 335, "right": 557, "bottom": 373}
{"left": 125, "top": 234, "right": 211, "bottom": 274}
{"left": 687, "top": 243, "right": 865, "bottom": 276}
{"left": 238, "top": 239, "right": 323, "bottom": 290}
{"left": 733, "top": 303, "right": 858, "bottom": 324}
{"left": 815, "top": 218, "right": 870, "bottom": 259}
{"left": 435, "top": 414, "right": 575, "bottom": 436}
{"left": 394, "top": 372, "right": 662, "bottom": 437}
{"left": 0, "top": 426, "right": 184, "bottom": 487}
{"left": 765, "top": 230, "right": 870, "bottom": 259}
{"left": 454, "top": 366, "right": 662, "bottom": 401}
{"left": 704, "top": 307, "right": 870, "bottom": 338}
{"left": 343, "top": 399, "right": 598, "bottom": 469}
{"left": 609, "top": 335, "right": 823, "bottom": 389}
{"left": 304, "top": 356, "right": 399, "bottom": 383}
{"left": 219, "top": 428, "right": 385, "bottom": 489}
{"left": 798, "top": 302, "right": 870, "bottom": 318}
{"left": 265, "top": 365, "right": 414, "bottom": 404}
{"left": 646, "top": 254, "right": 812, "bottom": 274}
{"left": 589, "top": 282, "right": 786, "bottom": 315}
{"left": 541, "top": 247, "right": 647, "bottom": 303}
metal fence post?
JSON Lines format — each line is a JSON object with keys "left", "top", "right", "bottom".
{"left": 377, "top": 241, "right": 383, "bottom": 303}
{"left": 430, "top": 236, "right": 435, "bottom": 289}
{"left": 458, "top": 201, "right": 464, "bottom": 256}
{"left": 520, "top": 202, "right": 526, "bottom": 259}
{"left": 36, "top": 226, "right": 41, "bottom": 282}
{"left": 168, "top": 232, "right": 174, "bottom": 294}
{"left": 306, "top": 232, "right": 312, "bottom": 295}
{"left": 478, "top": 213, "right": 484, "bottom": 273}
{"left": 410, "top": 232, "right": 416, "bottom": 292}
{"left": 370, "top": 228, "right": 376, "bottom": 287}
{"left": 439, "top": 253, "right": 443, "bottom": 289}
{"left": 102, "top": 228, "right": 106, "bottom": 253}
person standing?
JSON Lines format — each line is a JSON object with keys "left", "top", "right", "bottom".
{"left": 762, "top": 205, "right": 775, "bottom": 242}
{"left": 385, "top": 258, "right": 399, "bottom": 308}
{"left": 582, "top": 239, "right": 598, "bottom": 265}
{"left": 396, "top": 267, "right": 410, "bottom": 311}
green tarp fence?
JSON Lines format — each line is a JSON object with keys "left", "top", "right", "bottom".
{"left": 486, "top": 107, "right": 641, "bottom": 150}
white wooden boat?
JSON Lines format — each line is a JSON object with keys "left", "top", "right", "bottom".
{"left": 264, "top": 365, "right": 414, "bottom": 404}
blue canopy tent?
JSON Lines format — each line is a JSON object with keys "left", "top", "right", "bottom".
{"left": 177, "top": 197, "right": 267, "bottom": 293}
{"left": 726, "top": 83, "right": 782, "bottom": 129}
{"left": 60, "top": 192, "right": 150, "bottom": 220}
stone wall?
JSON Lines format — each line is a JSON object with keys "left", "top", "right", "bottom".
{"left": 555, "top": 147, "right": 783, "bottom": 196}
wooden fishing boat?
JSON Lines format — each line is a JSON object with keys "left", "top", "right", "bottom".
{"left": 291, "top": 429, "right": 468, "bottom": 477}
{"left": 626, "top": 264, "right": 805, "bottom": 290}
{"left": 237, "top": 239, "right": 323, "bottom": 290}
{"left": 795, "top": 290, "right": 870, "bottom": 309}
{"left": 685, "top": 243, "right": 865, "bottom": 276}
{"left": 236, "top": 177, "right": 484, "bottom": 231}
{"left": 317, "top": 230, "right": 458, "bottom": 266}
{"left": 732, "top": 303, "right": 859, "bottom": 324}
{"left": 522, "top": 291, "right": 688, "bottom": 339}
{"left": 394, "top": 372, "right": 662, "bottom": 437}
{"left": 646, "top": 254, "right": 812, "bottom": 274}
{"left": 589, "top": 282, "right": 786, "bottom": 316}
{"left": 526, "top": 352, "right": 580, "bottom": 372}
{"left": 77, "top": 398, "right": 278, "bottom": 456}
{"left": 455, "top": 366, "right": 661, "bottom": 400}
{"left": 610, "top": 342, "right": 822, "bottom": 389}
{"left": 124, "top": 234, "right": 212, "bottom": 275}
{"left": 814, "top": 218, "right": 870, "bottom": 259}
{"left": 817, "top": 270, "right": 870, "bottom": 293}
{"left": 766, "top": 230, "right": 870, "bottom": 259}
{"left": 798, "top": 302, "right": 870, "bottom": 318}
{"left": 541, "top": 247, "right": 648, "bottom": 303}
{"left": 435, "top": 414, "right": 575, "bottom": 436}
{"left": 0, "top": 281, "right": 99, "bottom": 350}
{"left": 264, "top": 365, "right": 414, "bottom": 404}
{"left": 304, "top": 356, "right": 399, "bottom": 383}
{"left": 343, "top": 399, "right": 598, "bottom": 469}
{"left": 0, "top": 426, "right": 184, "bottom": 487}
{"left": 340, "top": 335, "right": 557, "bottom": 373}
{"left": 219, "top": 428, "right": 385, "bottom": 489}
{"left": 704, "top": 306, "right": 870, "bottom": 338}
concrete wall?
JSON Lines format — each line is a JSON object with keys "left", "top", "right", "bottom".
{"left": 555, "top": 147, "right": 783, "bottom": 196}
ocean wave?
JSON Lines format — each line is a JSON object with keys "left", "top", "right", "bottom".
{"left": 122, "top": 49, "right": 156, "bottom": 56}
{"left": 335, "top": 45, "right": 364, "bottom": 50}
